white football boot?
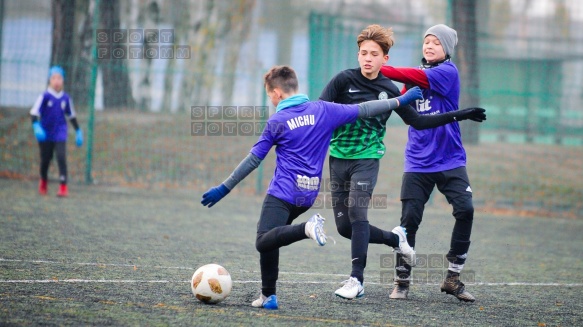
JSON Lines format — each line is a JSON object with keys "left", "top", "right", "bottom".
{"left": 334, "top": 277, "right": 364, "bottom": 300}
{"left": 392, "top": 226, "right": 416, "bottom": 267}
{"left": 305, "top": 213, "right": 327, "bottom": 246}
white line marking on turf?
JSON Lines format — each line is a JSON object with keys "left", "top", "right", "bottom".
{"left": 2, "top": 258, "right": 583, "bottom": 287}
{"left": 0, "top": 258, "right": 194, "bottom": 270}
{"left": 1, "top": 280, "right": 582, "bottom": 287}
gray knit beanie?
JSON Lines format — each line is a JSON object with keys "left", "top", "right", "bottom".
{"left": 424, "top": 24, "right": 458, "bottom": 57}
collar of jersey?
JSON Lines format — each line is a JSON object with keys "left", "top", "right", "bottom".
{"left": 276, "top": 94, "right": 309, "bottom": 112}
{"left": 420, "top": 56, "right": 451, "bottom": 69}
{"left": 47, "top": 87, "right": 65, "bottom": 99}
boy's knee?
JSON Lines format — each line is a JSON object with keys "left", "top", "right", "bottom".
{"left": 255, "top": 233, "right": 267, "bottom": 252}
{"left": 453, "top": 197, "right": 474, "bottom": 222}
{"left": 336, "top": 223, "right": 352, "bottom": 239}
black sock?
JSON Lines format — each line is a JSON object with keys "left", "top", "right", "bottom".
{"left": 384, "top": 230, "right": 399, "bottom": 248}
{"left": 261, "top": 287, "right": 276, "bottom": 297}
{"left": 350, "top": 221, "right": 369, "bottom": 284}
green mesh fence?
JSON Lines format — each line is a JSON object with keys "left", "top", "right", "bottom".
{"left": 1, "top": 0, "right": 582, "bottom": 216}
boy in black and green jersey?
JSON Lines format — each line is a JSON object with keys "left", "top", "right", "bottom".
{"left": 320, "top": 24, "right": 486, "bottom": 299}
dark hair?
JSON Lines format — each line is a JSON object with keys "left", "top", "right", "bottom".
{"left": 263, "top": 65, "right": 298, "bottom": 93}
{"left": 357, "top": 24, "right": 395, "bottom": 55}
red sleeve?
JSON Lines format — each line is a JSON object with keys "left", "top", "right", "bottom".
{"left": 380, "top": 66, "right": 430, "bottom": 89}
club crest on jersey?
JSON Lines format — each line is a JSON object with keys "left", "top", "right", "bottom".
{"left": 61, "top": 100, "right": 67, "bottom": 110}
{"left": 378, "top": 91, "right": 388, "bottom": 100}
{"left": 47, "top": 100, "right": 53, "bottom": 107}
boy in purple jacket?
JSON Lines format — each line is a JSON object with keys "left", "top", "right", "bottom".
{"left": 30, "top": 66, "right": 83, "bottom": 197}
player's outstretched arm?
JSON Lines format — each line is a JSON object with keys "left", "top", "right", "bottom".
{"left": 357, "top": 86, "right": 423, "bottom": 118}
{"left": 201, "top": 153, "right": 263, "bottom": 208}
{"left": 380, "top": 66, "right": 430, "bottom": 89}
{"left": 396, "top": 106, "right": 487, "bottom": 130}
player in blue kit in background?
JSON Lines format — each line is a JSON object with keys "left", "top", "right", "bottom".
{"left": 380, "top": 24, "right": 478, "bottom": 302}
{"left": 30, "top": 66, "right": 83, "bottom": 197}
{"left": 201, "top": 65, "right": 425, "bottom": 309}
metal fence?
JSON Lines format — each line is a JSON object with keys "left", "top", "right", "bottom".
{"left": 1, "top": 0, "right": 582, "bottom": 216}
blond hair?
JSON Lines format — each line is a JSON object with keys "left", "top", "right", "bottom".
{"left": 357, "top": 24, "right": 395, "bottom": 55}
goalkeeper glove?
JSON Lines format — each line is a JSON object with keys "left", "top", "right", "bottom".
{"left": 201, "top": 184, "right": 230, "bottom": 208}
{"left": 32, "top": 122, "right": 46, "bottom": 142}
{"left": 75, "top": 129, "right": 83, "bottom": 147}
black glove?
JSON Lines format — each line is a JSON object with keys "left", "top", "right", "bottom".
{"left": 454, "top": 107, "right": 487, "bottom": 122}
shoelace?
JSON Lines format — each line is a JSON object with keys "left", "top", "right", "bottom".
{"left": 340, "top": 278, "right": 360, "bottom": 290}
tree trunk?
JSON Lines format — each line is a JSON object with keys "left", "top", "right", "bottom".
{"left": 69, "top": 0, "right": 93, "bottom": 109}
{"left": 221, "top": 0, "right": 255, "bottom": 105}
{"left": 161, "top": 43, "right": 176, "bottom": 112}
{"left": 0, "top": 0, "right": 4, "bottom": 93}
{"left": 161, "top": 0, "right": 188, "bottom": 112}
{"left": 98, "top": 0, "right": 135, "bottom": 110}
{"left": 175, "top": 0, "right": 255, "bottom": 110}
{"left": 134, "top": 0, "right": 160, "bottom": 111}
{"left": 452, "top": 0, "right": 480, "bottom": 144}
{"left": 179, "top": 0, "right": 219, "bottom": 109}
{"left": 50, "top": 0, "right": 76, "bottom": 92}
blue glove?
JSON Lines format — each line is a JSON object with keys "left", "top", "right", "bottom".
{"left": 201, "top": 184, "right": 230, "bottom": 208}
{"left": 396, "top": 86, "right": 423, "bottom": 106}
{"left": 32, "top": 122, "right": 46, "bottom": 142}
{"left": 75, "top": 129, "right": 83, "bottom": 147}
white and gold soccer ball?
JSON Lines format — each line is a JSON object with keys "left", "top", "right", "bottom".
{"left": 191, "top": 264, "right": 232, "bottom": 304}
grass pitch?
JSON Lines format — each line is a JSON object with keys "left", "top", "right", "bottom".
{"left": 1, "top": 178, "right": 583, "bottom": 326}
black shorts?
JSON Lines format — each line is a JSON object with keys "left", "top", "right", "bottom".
{"left": 329, "top": 156, "right": 379, "bottom": 195}
{"left": 400, "top": 166, "right": 472, "bottom": 202}
{"left": 329, "top": 156, "right": 379, "bottom": 224}
{"left": 257, "top": 194, "right": 310, "bottom": 235}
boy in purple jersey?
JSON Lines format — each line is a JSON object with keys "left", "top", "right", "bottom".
{"left": 321, "top": 24, "right": 486, "bottom": 300}
{"left": 380, "top": 24, "right": 478, "bottom": 302}
{"left": 201, "top": 65, "right": 424, "bottom": 309}
{"left": 30, "top": 66, "right": 83, "bottom": 197}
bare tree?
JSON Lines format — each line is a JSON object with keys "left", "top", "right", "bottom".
{"left": 175, "top": 0, "right": 255, "bottom": 110}
{"left": 50, "top": 0, "right": 95, "bottom": 108}
{"left": 70, "top": 0, "right": 95, "bottom": 108}
{"left": 127, "top": 0, "right": 161, "bottom": 111}
{"left": 220, "top": 0, "right": 255, "bottom": 105}
{"left": 50, "top": 0, "right": 76, "bottom": 93}
{"left": 99, "top": 0, "right": 135, "bottom": 109}
{"left": 453, "top": 0, "right": 480, "bottom": 144}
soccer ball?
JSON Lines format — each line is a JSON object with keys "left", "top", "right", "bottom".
{"left": 191, "top": 264, "right": 232, "bottom": 304}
